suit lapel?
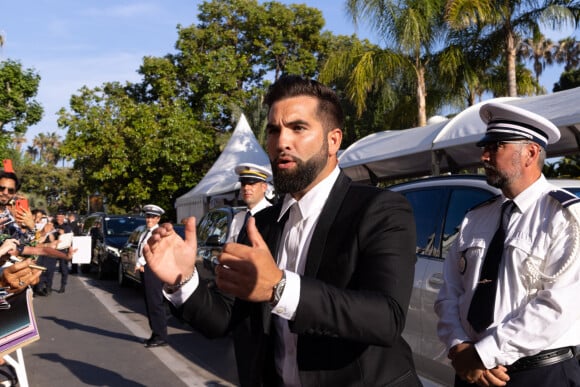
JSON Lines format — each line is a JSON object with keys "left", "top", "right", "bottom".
{"left": 304, "top": 172, "right": 351, "bottom": 276}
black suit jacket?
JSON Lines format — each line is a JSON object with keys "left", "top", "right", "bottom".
{"left": 177, "top": 172, "right": 419, "bottom": 386}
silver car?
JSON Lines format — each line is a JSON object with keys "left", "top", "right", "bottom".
{"left": 388, "top": 175, "right": 580, "bottom": 386}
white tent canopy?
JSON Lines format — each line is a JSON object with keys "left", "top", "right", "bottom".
{"left": 339, "top": 87, "right": 580, "bottom": 183}
{"left": 174, "top": 114, "right": 270, "bottom": 221}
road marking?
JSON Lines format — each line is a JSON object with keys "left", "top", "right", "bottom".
{"left": 77, "top": 276, "right": 234, "bottom": 387}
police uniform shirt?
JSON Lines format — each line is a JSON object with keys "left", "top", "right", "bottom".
{"left": 435, "top": 175, "right": 580, "bottom": 369}
{"left": 137, "top": 224, "right": 159, "bottom": 267}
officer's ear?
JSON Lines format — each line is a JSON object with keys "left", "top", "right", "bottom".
{"left": 524, "top": 142, "right": 541, "bottom": 167}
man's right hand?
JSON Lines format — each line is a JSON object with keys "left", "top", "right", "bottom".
{"left": 143, "top": 217, "right": 197, "bottom": 286}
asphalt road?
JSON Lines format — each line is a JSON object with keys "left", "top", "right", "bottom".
{"left": 17, "top": 269, "right": 239, "bottom": 387}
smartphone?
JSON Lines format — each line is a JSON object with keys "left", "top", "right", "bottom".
{"left": 15, "top": 198, "right": 29, "bottom": 212}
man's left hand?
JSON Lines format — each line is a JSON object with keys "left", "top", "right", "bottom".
{"left": 450, "top": 342, "right": 509, "bottom": 386}
{"left": 217, "top": 217, "right": 282, "bottom": 302}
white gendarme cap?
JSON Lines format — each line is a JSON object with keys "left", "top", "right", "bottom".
{"left": 142, "top": 204, "right": 165, "bottom": 216}
{"left": 477, "top": 102, "right": 560, "bottom": 148}
{"left": 235, "top": 163, "right": 272, "bottom": 184}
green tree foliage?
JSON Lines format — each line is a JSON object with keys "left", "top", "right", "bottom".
{"left": 16, "top": 162, "right": 81, "bottom": 214}
{"left": 0, "top": 59, "right": 43, "bottom": 149}
{"left": 171, "top": 0, "right": 327, "bottom": 131}
{"left": 553, "top": 68, "right": 580, "bottom": 91}
{"left": 58, "top": 82, "right": 217, "bottom": 216}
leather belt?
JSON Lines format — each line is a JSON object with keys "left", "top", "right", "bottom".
{"left": 507, "top": 347, "right": 575, "bottom": 373}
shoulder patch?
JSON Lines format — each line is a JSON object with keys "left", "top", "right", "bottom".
{"left": 549, "top": 190, "right": 580, "bottom": 208}
{"left": 468, "top": 194, "right": 501, "bottom": 213}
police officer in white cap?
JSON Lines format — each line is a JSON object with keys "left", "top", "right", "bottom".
{"left": 229, "top": 163, "right": 273, "bottom": 242}
{"left": 137, "top": 204, "right": 169, "bottom": 348}
{"left": 436, "top": 102, "right": 580, "bottom": 386}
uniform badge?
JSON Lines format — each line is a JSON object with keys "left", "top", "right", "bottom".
{"left": 459, "top": 253, "right": 467, "bottom": 274}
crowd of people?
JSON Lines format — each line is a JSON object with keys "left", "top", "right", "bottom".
{"left": 2, "top": 75, "right": 580, "bottom": 387}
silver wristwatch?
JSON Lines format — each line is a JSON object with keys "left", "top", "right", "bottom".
{"left": 270, "top": 271, "right": 286, "bottom": 306}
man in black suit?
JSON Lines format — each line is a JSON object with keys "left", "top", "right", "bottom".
{"left": 145, "top": 75, "right": 420, "bottom": 386}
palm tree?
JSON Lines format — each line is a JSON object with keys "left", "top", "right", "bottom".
{"left": 12, "top": 133, "right": 27, "bottom": 153}
{"left": 25, "top": 145, "right": 38, "bottom": 161}
{"left": 445, "top": 0, "right": 579, "bottom": 97}
{"left": 33, "top": 133, "right": 50, "bottom": 163}
{"left": 321, "top": 0, "right": 447, "bottom": 127}
{"left": 518, "top": 31, "right": 555, "bottom": 85}
{"left": 554, "top": 36, "right": 580, "bottom": 71}
{"left": 43, "top": 132, "right": 61, "bottom": 165}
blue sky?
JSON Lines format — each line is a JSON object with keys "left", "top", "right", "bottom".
{"left": 0, "top": 1, "right": 575, "bottom": 147}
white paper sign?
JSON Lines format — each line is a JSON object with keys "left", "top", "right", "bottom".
{"left": 56, "top": 232, "right": 74, "bottom": 250}
{"left": 72, "top": 236, "right": 92, "bottom": 264}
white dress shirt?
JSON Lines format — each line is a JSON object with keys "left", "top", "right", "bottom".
{"left": 435, "top": 175, "right": 580, "bottom": 369}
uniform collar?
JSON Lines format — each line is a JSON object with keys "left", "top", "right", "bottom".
{"left": 510, "top": 175, "right": 549, "bottom": 214}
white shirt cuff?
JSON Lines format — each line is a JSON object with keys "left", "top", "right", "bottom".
{"left": 163, "top": 270, "right": 200, "bottom": 307}
{"left": 271, "top": 270, "right": 300, "bottom": 320}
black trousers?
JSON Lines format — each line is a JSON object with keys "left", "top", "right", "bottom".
{"left": 141, "top": 265, "right": 168, "bottom": 340}
{"left": 57, "top": 258, "right": 68, "bottom": 287}
{"left": 37, "top": 256, "right": 57, "bottom": 291}
{"left": 454, "top": 358, "right": 580, "bottom": 387}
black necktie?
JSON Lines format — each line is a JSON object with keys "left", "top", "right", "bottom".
{"left": 467, "top": 200, "right": 514, "bottom": 333}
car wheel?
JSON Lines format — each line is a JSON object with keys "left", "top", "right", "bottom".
{"left": 117, "top": 261, "right": 127, "bottom": 287}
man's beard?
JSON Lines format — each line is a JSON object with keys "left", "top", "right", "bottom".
{"left": 272, "top": 142, "right": 328, "bottom": 195}
{"left": 483, "top": 162, "right": 520, "bottom": 189}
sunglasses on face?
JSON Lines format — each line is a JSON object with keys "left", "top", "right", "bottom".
{"left": 480, "top": 140, "right": 531, "bottom": 153}
{"left": 0, "top": 186, "right": 16, "bottom": 195}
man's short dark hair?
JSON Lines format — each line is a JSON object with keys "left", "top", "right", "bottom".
{"left": 264, "top": 75, "right": 344, "bottom": 132}
{"left": 0, "top": 171, "right": 20, "bottom": 191}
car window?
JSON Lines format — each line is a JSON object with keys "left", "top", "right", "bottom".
{"left": 82, "top": 216, "right": 97, "bottom": 234}
{"left": 401, "top": 188, "right": 447, "bottom": 258}
{"left": 442, "top": 188, "right": 495, "bottom": 258}
{"left": 197, "top": 209, "right": 231, "bottom": 245}
{"left": 105, "top": 217, "right": 146, "bottom": 236}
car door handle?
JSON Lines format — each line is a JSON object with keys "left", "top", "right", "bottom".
{"left": 428, "top": 273, "right": 444, "bottom": 288}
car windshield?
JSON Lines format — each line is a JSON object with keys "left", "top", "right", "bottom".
{"left": 105, "top": 217, "right": 146, "bottom": 236}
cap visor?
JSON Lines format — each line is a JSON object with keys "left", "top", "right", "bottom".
{"left": 240, "top": 177, "right": 263, "bottom": 185}
{"left": 476, "top": 133, "right": 529, "bottom": 147}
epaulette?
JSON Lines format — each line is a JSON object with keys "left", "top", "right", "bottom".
{"left": 467, "top": 194, "right": 501, "bottom": 213}
{"left": 549, "top": 189, "right": 580, "bottom": 208}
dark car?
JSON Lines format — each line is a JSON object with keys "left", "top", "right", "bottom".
{"left": 118, "top": 224, "right": 185, "bottom": 286}
{"left": 81, "top": 213, "right": 146, "bottom": 279}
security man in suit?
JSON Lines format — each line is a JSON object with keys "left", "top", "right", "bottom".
{"left": 435, "top": 102, "right": 580, "bottom": 386}
{"left": 144, "top": 75, "right": 420, "bottom": 386}
{"left": 136, "top": 204, "right": 168, "bottom": 348}
{"left": 229, "top": 163, "right": 273, "bottom": 242}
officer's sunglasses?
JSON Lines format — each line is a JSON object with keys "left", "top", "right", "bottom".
{"left": 480, "top": 140, "right": 531, "bottom": 153}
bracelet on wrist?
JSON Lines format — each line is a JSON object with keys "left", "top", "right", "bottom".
{"left": 164, "top": 270, "right": 195, "bottom": 294}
